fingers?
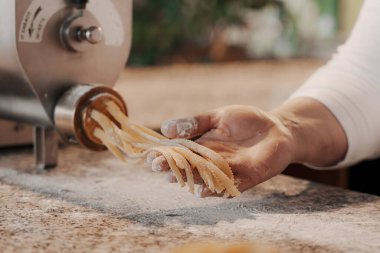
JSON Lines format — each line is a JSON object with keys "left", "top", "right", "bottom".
{"left": 146, "top": 151, "right": 160, "bottom": 164}
{"left": 165, "top": 169, "right": 204, "bottom": 184}
{"left": 226, "top": 138, "right": 293, "bottom": 192}
{"left": 147, "top": 152, "right": 223, "bottom": 198}
{"left": 166, "top": 171, "right": 178, "bottom": 183}
{"left": 151, "top": 156, "right": 169, "bottom": 172}
{"left": 163, "top": 168, "right": 227, "bottom": 198}
{"left": 148, "top": 153, "right": 205, "bottom": 186}
{"left": 147, "top": 151, "right": 170, "bottom": 172}
{"left": 160, "top": 112, "right": 216, "bottom": 139}
{"left": 195, "top": 184, "right": 225, "bottom": 198}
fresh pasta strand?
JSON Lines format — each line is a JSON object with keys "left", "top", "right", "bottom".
{"left": 90, "top": 101, "right": 241, "bottom": 197}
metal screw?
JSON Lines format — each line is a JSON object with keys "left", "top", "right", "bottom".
{"left": 78, "top": 26, "right": 103, "bottom": 44}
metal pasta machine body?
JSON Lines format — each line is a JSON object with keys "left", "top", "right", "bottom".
{"left": 0, "top": 0, "right": 132, "bottom": 169}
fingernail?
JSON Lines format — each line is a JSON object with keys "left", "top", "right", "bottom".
{"left": 152, "top": 157, "right": 165, "bottom": 172}
{"left": 161, "top": 119, "right": 177, "bottom": 138}
{"left": 162, "top": 118, "right": 198, "bottom": 138}
{"left": 176, "top": 118, "right": 198, "bottom": 138}
{"left": 146, "top": 151, "right": 159, "bottom": 165}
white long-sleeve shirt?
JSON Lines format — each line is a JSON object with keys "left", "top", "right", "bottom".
{"left": 290, "top": 0, "right": 380, "bottom": 169}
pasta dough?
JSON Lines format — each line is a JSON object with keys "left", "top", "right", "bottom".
{"left": 89, "top": 100, "right": 240, "bottom": 197}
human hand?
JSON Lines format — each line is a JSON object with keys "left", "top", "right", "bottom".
{"left": 148, "top": 105, "right": 295, "bottom": 197}
{"left": 149, "top": 98, "right": 347, "bottom": 197}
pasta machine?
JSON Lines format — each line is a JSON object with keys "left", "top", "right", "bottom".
{"left": 0, "top": 0, "right": 132, "bottom": 169}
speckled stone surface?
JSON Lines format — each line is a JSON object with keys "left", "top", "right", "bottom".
{"left": 1, "top": 61, "right": 379, "bottom": 252}
{"left": 0, "top": 146, "right": 379, "bottom": 253}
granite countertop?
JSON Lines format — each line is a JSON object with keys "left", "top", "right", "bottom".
{"left": 1, "top": 60, "right": 379, "bottom": 253}
{"left": 0, "top": 147, "right": 379, "bottom": 253}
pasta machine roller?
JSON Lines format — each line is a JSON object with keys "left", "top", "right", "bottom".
{"left": 0, "top": 0, "right": 132, "bottom": 169}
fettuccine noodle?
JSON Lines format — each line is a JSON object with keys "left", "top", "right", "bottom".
{"left": 90, "top": 100, "right": 240, "bottom": 197}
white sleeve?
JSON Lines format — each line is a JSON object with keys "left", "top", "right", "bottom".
{"left": 290, "top": 0, "right": 380, "bottom": 169}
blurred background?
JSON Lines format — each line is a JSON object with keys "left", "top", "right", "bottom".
{"left": 128, "top": 0, "right": 363, "bottom": 66}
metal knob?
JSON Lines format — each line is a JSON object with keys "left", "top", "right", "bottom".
{"left": 78, "top": 26, "right": 103, "bottom": 44}
{"left": 60, "top": 15, "right": 103, "bottom": 52}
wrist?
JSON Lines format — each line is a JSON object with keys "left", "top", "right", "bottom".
{"left": 272, "top": 98, "right": 348, "bottom": 167}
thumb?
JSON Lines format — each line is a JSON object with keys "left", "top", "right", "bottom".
{"left": 161, "top": 112, "right": 216, "bottom": 139}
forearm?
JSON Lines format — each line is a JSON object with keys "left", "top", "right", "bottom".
{"left": 280, "top": 0, "right": 380, "bottom": 168}
{"left": 272, "top": 97, "right": 347, "bottom": 167}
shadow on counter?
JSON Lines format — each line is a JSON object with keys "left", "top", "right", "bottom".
{"left": 125, "top": 181, "right": 378, "bottom": 226}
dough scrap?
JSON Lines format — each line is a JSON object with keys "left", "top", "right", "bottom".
{"left": 90, "top": 100, "right": 240, "bottom": 197}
